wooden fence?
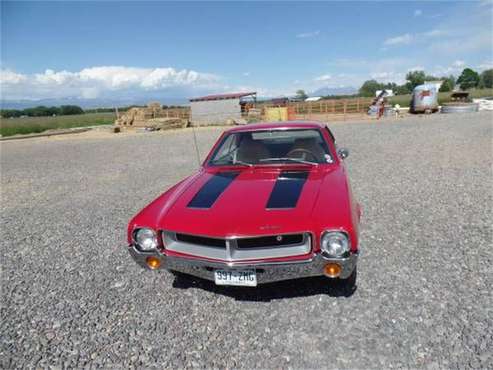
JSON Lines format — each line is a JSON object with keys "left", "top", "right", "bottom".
{"left": 256, "top": 97, "right": 374, "bottom": 121}
{"left": 291, "top": 98, "right": 373, "bottom": 115}
{"left": 178, "top": 97, "right": 374, "bottom": 125}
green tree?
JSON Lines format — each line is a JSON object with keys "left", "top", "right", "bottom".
{"left": 457, "top": 68, "right": 480, "bottom": 90}
{"left": 478, "top": 69, "right": 493, "bottom": 89}
{"left": 0, "top": 109, "right": 23, "bottom": 118}
{"left": 295, "top": 89, "right": 308, "bottom": 100}
{"left": 60, "top": 105, "right": 84, "bottom": 115}
{"left": 359, "top": 80, "right": 384, "bottom": 97}
{"left": 395, "top": 84, "right": 411, "bottom": 95}
{"left": 439, "top": 75, "right": 456, "bottom": 92}
{"left": 405, "top": 70, "right": 426, "bottom": 91}
{"left": 24, "top": 106, "right": 53, "bottom": 117}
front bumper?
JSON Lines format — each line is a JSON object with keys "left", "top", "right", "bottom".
{"left": 128, "top": 246, "right": 358, "bottom": 284}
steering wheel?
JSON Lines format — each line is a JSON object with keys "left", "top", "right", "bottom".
{"left": 286, "top": 148, "right": 318, "bottom": 162}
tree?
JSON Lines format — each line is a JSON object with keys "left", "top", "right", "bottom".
{"left": 405, "top": 70, "right": 426, "bottom": 91}
{"left": 295, "top": 89, "right": 308, "bottom": 100}
{"left": 60, "top": 105, "right": 84, "bottom": 115}
{"left": 478, "top": 69, "right": 493, "bottom": 89}
{"left": 394, "top": 84, "right": 411, "bottom": 95}
{"left": 457, "top": 68, "right": 480, "bottom": 90}
{"left": 439, "top": 75, "right": 456, "bottom": 92}
{"left": 0, "top": 109, "right": 23, "bottom": 118}
{"left": 359, "top": 80, "right": 383, "bottom": 97}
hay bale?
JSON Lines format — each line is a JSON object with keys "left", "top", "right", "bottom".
{"left": 146, "top": 118, "right": 188, "bottom": 130}
{"left": 147, "top": 101, "right": 161, "bottom": 109}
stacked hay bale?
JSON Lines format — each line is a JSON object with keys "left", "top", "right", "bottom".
{"left": 114, "top": 102, "right": 189, "bottom": 130}
{"left": 115, "top": 107, "right": 140, "bottom": 126}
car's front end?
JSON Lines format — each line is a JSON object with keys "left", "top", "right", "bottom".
{"left": 126, "top": 122, "right": 360, "bottom": 288}
{"left": 128, "top": 228, "right": 358, "bottom": 286}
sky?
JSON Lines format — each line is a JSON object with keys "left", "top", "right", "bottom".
{"left": 1, "top": 0, "right": 492, "bottom": 104}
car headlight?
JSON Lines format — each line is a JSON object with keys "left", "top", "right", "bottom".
{"left": 133, "top": 228, "right": 158, "bottom": 251}
{"left": 321, "top": 231, "right": 350, "bottom": 257}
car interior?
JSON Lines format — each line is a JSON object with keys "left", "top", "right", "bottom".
{"left": 212, "top": 130, "right": 331, "bottom": 164}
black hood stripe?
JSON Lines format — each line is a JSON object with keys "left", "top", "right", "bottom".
{"left": 188, "top": 171, "right": 239, "bottom": 209}
{"left": 267, "top": 171, "right": 309, "bottom": 209}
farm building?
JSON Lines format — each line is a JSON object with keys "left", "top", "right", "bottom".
{"left": 189, "top": 91, "right": 256, "bottom": 126}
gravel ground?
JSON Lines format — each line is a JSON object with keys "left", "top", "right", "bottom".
{"left": 1, "top": 112, "right": 492, "bottom": 369}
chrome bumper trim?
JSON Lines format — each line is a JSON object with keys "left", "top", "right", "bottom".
{"left": 128, "top": 246, "right": 358, "bottom": 284}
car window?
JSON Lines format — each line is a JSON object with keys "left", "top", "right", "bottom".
{"left": 214, "top": 133, "right": 238, "bottom": 160}
{"left": 209, "top": 129, "right": 332, "bottom": 165}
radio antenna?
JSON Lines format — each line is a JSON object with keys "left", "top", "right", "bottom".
{"left": 191, "top": 124, "right": 201, "bottom": 168}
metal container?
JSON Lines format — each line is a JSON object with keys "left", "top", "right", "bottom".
{"left": 441, "top": 103, "right": 479, "bottom": 114}
{"left": 411, "top": 84, "right": 439, "bottom": 113}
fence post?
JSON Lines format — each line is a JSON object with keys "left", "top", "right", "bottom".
{"left": 343, "top": 100, "right": 347, "bottom": 121}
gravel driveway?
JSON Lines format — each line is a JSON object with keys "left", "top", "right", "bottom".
{"left": 1, "top": 112, "right": 492, "bottom": 368}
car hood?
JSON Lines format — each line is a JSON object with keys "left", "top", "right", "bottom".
{"left": 158, "top": 166, "right": 342, "bottom": 237}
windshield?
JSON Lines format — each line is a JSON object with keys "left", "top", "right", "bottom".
{"left": 209, "top": 129, "right": 332, "bottom": 166}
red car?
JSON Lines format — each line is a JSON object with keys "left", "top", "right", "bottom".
{"left": 127, "top": 121, "right": 361, "bottom": 289}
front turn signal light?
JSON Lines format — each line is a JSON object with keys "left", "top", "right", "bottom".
{"left": 146, "top": 256, "right": 161, "bottom": 269}
{"left": 324, "top": 263, "right": 341, "bottom": 278}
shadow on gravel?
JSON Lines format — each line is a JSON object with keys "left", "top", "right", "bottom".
{"left": 172, "top": 274, "right": 356, "bottom": 301}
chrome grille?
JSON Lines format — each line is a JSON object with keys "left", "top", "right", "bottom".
{"left": 162, "top": 231, "right": 311, "bottom": 261}
{"left": 175, "top": 233, "right": 226, "bottom": 248}
{"left": 236, "top": 234, "right": 304, "bottom": 249}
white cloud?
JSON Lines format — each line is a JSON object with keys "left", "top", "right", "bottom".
{"left": 0, "top": 66, "right": 221, "bottom": 100}
{"left": 327, "top": 58, "right": 370, "bottom": 68}
{"left": 383, "top": 33, "right": 413, "bottom": 46}
{"left": 242, "top": 72, "right": 250, "bottom": 77}
{"left": 430, "top": 60, "right": 475, "bottom": 76}
{"left": 370, "top": 71, "right": 406, "bottom": 84}
{"left": 314, "top": 74, "right": 332, "bottom": 82}
{"left": 477, "top": 61, "right": 493, "bottom": 70}
{"left": 383, "top": 29, "right": 447, "bottom": 48}
{"left": 296, "top": 30, "right": 320, "bottom": 38}
{"left": 422, "top": 29, "right": 448, "bottom": 38}
{"left": 414, "top": 9, "right": 422, "bottom": 16}
{"left": 370, "top": 72, "right": 392, "bottom": 79}
{"left": 0, "top": 69, "right": 27, "bottom": 84}
{"left": 429, "top": 28, "right": 492, "bottom": 54}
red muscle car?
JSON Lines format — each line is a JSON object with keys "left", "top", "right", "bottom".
{"left": 127, "top": 121, "right": 361, "bottom": 289}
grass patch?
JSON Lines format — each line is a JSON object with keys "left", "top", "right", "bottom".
{"left": 388, "top": 88, "right": 493, "bottom": 107}
{"left": 0, "top": 112, "right": 116, "bottom": 137}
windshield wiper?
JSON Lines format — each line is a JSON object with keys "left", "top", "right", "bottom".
{"left": 232, "top": 160, "right": 253, "bottom": 167}
{"left": 211, "top": 158, "right": 253, "bottom": 167}
{"left": 259, "top": 157, "right": 318, "bottom": 165}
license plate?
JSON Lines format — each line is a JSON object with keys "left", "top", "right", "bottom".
{"left": 214, "top": 269, "right": 257, "bottom": 287}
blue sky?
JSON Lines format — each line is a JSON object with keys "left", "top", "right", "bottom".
{"left": 1, "top": 1, "right": 492, "bottom": 103}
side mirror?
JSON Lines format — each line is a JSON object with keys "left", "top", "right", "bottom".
{"left": 338, "top": 148, "right": 349, "bottom": 159}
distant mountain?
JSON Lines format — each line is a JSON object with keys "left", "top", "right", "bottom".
{"left": 1, "top": 97, "right": 189, "bottom": 109}
{"left": 310, "top": 86, "right": 358, "bottom": 97}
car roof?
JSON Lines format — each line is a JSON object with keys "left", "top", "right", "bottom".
{"left": 226, "top": 121, "right": 326, "bottom": 133}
